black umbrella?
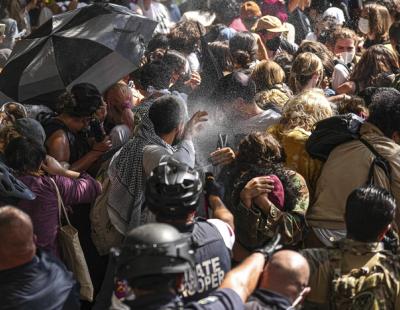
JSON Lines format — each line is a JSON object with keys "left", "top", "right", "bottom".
{"left": 0, "top": 3, "right": 157, "bottom": 109}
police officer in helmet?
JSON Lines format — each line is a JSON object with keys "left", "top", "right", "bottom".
{"left": 145, "top": 159, "right": 235, "bottom": 302}
{"left": 115, "top": 222, "right": 282, "bottom": 309}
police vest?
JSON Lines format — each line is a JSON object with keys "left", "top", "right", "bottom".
{"left": 182, "top": 218, "right": 231, "bottom": 303}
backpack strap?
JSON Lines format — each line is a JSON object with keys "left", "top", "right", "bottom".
{"left": 359, "top": 138, "right": 392, "bottom": 187}
{"left": 333, "top": 59, "right": 350, "bottom": 73}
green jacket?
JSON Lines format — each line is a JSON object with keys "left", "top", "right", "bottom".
{"left": 301, "top": 239, "right": 400, "bottom": 310}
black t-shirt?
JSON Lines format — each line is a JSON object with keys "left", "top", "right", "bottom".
{"left": 43, "top": 118, "right": 91, "bottom": 164}
{"left": 245, "top": 289, "right": 292, "bottom": 310}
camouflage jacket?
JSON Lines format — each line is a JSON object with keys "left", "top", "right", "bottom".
{"left": 301, "top": 239, "right": 400, "bottom": 310}
{"left": 233, "top": 171, "right": 309, "bottom": 250}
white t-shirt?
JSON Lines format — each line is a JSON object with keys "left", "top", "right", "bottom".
{"left": 187, "top": 52, "right": 200, "bottom": 73}
{"left": 207, "top": 218, "right": 235, "bottom": 250}
{"left": 305, "top": 32, "right": 317, "bottom": 41}
{"left": 332, "top": 63, "right": 350, "bottom": 91}
{"left": 142, "top": 139, "right": 196, "bottom": 177}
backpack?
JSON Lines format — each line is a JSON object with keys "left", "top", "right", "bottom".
{"left": 306, "top": 113, "right": 364, "bottom": 161}
{"left": 306, "top": 113, "right": 392, "bottom": 184}
{"left": 328, "top": 247, "right": 395, "bottom": 310}
{"left": 90, "top": 159, "right": 124, "bottom": 256}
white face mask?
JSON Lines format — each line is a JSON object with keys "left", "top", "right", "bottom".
{"left": 358, "top": 17, "right": 370, "bottom": 35}
{"left": 341, "top": 51, "right": 355, "bottom": 65}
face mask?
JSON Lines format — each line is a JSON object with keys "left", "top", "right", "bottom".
{"left": 266, "top": 35, "right": 281, "bottom": 52}
{"left": 358, "top": 18, "right": 370, "bottom": 35}
{"left": 340, "top": 51, "right": 355, "bottom": 65}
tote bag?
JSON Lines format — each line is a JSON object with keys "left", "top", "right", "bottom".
{"left": 50, "top": 178, "right": 94, "bottom": 302}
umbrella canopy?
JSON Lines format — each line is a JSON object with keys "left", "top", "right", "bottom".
{"left": 0, "top": 3, "right": 157, "bottom": 109}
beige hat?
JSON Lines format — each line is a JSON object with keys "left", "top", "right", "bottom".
{"left": 252, "top": 15, "right": 288, "bottom": 33}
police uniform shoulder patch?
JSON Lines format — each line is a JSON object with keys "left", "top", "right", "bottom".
{"left": 197, "top": 296, "right": 219, "bottom": 305}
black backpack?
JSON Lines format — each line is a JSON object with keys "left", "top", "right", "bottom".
{"left": 306, "top": 113, "right": 363, "bottom": 161}
{"left": 306, "top": 113, "right": 392, "bottom": 185}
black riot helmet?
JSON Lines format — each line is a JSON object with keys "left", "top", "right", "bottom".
{"left": 115, "top": 223, "right": 195, "bottom": 288}
{"left": 145, "top": 160, "right": 203, "bottom": 218}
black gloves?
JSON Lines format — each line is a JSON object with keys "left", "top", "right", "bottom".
{"left": 204, "top": 173, "right": 225, "bottom": 200}
{"left": 253, "top": 233, "right": 282, "bottom": 260}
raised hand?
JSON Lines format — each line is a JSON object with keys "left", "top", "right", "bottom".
{"left": 240, "top": 176, "right": 275, "bottom": 208}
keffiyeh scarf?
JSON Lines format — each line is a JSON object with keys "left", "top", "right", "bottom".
{"left": 107, "top": 100, "right": 175, "bottom": 234}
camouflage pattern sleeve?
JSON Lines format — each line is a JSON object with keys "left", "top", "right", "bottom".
{"left": 278, "top": 171, "right": 309, "bottom": 245}
{"left": 255, "top": 171, "right": 309, "bottom": 246}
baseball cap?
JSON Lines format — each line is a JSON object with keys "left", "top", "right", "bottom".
{"left": 240, "top": 1, "right": 262, "bottom": 18}
{"left": 252, "top": 15, "right": 288, "bottom": 33}
{"left": 212, "top": 72, "right": 257, "bottom": 103}
{"left": 14, "top": 118, "right": 46, "bottom": 146}
{"left": 322, "top": 7, "right": 345, "bottom": 25}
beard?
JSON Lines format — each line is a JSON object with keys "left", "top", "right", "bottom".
{"left": 172, "top": 128, "right": 185, "bottom": 146}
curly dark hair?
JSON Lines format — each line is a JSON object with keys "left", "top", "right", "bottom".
{"left": 236, "top": 132, "right": 284, "bottom": 168}
{"left": 168, "top": 21, "right": 204, "bottom": 55}
{"left": 368, "top": 88, "right": 400, "bottom": 138}
{"left": 223, "top": 132, "right": 297, "bottom": 210}
{"left": 210, "top": 0, "right": 241, "bottom": 25}
{"left": 231, "top": 164, "right": 300, "bottom": 213}
{"left": 57, "top": 83, "right": 102, "bottom": 117}
{"left": 229, "top": 32, "right": 257, "bottom": 69}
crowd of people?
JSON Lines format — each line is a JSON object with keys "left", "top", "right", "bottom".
{"left": 2, "top": 0, "right": 400, "bottom": 309}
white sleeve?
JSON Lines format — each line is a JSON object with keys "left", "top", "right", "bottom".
{"left": 207, "top": 219, "right": 235, "bottom": 250}
{"left": 143, "top": 139, "right": 195, "bottom": 176}
{"left": 332, "top": 64, "right": 350, "bottom": 91}
{"left": 143, "top": 145, "right": 173, "bottom": 176}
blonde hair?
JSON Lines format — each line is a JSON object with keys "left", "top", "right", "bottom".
{"left": 0, "top": 102, "right": 28, "bottom": 120}
{"left": 280, "top": 89, "right": 333, "bottom": 132}
{"left": 251, "top": 60, "right": 285, "bottom": 92}
{"left": 289, "top": 52, "right": 324, "bottom": 94}
{"left": 104, "top": 82, "right": 132, "bottom": 104}
{"left": 255, "top": 88, "right": 290, "bottom": 109}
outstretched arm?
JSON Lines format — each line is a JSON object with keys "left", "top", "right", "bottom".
{"left": 219, "top": 235, "right": 282, "bottom": 302}
{"left": 208, "top": 195, "right": 234, "bottom": 230}
{"left": 219, "top": 253, "right": 265, "bottom": 302}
